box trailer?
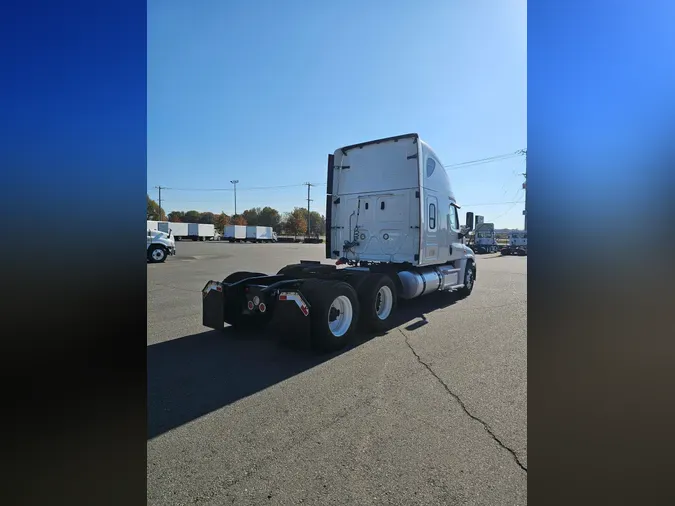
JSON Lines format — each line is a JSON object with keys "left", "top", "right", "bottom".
{"left": 246, "top": 226, "right": 277, "bottom": 243}
{"left": 165, "top": 223, "right": 189, "bottom": 241}
{"left": 147, "top": 220, "right": 158, "bottom": 231}
{"left": 186, "top": 223, "right": 215, "bottom": 241}
{"left": 224, "top": 225, "right": 247, "bottom": 242}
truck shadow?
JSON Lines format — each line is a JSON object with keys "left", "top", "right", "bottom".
{"left": 147, "top": 292, "right": 460, "bottom": 439}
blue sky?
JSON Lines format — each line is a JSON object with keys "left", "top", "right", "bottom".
{"left": 148, "top": 0, "right": 526, "bottom": 229}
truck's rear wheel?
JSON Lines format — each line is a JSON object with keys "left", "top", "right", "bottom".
{"left": 302, "top": 280, "right": 360, "bottom": 352}
{"left": 148, "top": 245, "right": 167, "bottom": 263}
{"left": 356, "top": 273, "right": 397, "bottom": 332}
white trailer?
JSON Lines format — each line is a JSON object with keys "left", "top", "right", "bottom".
{"left": 158, "top": 222, "right": 189, "bottom": 240}
{"left": 147, "top": 220, "right": 158, "bottom": 231}
{"left": 202, "top": 133, "right": 476, "bottom": 352}
{"left": 224, "top": 225, "right": 247, "bottom": 242}
{"left": 246, "top": 226, "right": 277, "bottom": 243}
{"left": 186, "top": 223, "right": 215, "bottom": 241}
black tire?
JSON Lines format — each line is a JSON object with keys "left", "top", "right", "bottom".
{"left": 223, "top": 271, "right": 266, "bottom": 285}
{"left": 301, "top": 280, "right": 360, "bottom": 352}
{"left": 456, "top": 261, "right": 475, "bottom": 298}
{"left": 147, "top": 245, "right": 167, "bottom": 263}
{"left": 222, "top": 271, "right": 268, "bottom": 329}
{"left": 356, "top": 273, "right": 398, "bottom": 333}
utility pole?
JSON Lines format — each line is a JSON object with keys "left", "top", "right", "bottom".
{"left": 154, "top": 186, "right": 165, "bottom": 221}
{"left": 230, "top": 180, "right": 239, "bottom": 216}
{"left": 305, "top": 182, "right": 314, "bottom": 239}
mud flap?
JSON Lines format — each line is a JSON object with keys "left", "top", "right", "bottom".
{"left": 202, "top": 280, "right": 225, "bottom": 330}
{"left": 270, "top": 291, "right": 312, "bottom": 348}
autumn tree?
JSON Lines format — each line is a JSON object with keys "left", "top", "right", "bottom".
{"left": 242, "top": 208, "right": 260, "bottom": 226}
{"left": 167, "top": 211, "right": 185, "bottom": 222}
{"left": 214, "top": 212, "right": 231, "bottom": 233}
{"left": 232, "top": 214, "right": 247, "bottom": 226}
{"left": 183, "top": 210, "right": 201, "bottom": 223}
{"left": 285, "top": 208, "right": 307, "bottom": 237}
{"left": 147, "top": 195, "right": 165, "bottom": 221}
{"left": 198, "top": 212, "right": 215, "bottom": 224}
{"left": 259, "top": 206, "right": 281, "bottom": 229}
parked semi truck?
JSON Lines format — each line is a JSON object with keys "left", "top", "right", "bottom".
{"left": 202, "top": 133, "right": 477, "bottom": 352}
{"left": 501, "top": 231, "right": 527, "bottom": 256}
{"left": 147, "top": 228, "right": 176, "bottom": 263}
{"left": 472, "top": 222, "right": 499, "bottom": 254}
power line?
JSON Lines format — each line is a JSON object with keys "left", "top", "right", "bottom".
{"left": 160, "top": 198, "right": 525, "bottom": 207}
{"left": 444, "top": 149, "right": 526, "bottom": 170}
{"left": 162, "top": 183, "right": 327, "bottom": 192}
{"left": 462, "top": 200, "right": 525, "bottom": 207}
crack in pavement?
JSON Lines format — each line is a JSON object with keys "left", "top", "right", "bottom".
{"left": 400, "top": 329, "right": 527, "bottom": 473}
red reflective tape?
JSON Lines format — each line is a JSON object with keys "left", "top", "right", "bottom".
{"left": 278, "top": 294, "right": 287, "bottom": 300}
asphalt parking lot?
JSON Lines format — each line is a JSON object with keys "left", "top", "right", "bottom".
{"left": 147, "top": 242, "right": 527, "bottom": 505}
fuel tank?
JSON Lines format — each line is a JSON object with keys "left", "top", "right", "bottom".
{"left": 396, "top": 265, "right": 461, "bottom": 300}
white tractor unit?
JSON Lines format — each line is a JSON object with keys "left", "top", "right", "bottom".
{"left": 147, "top": 228, "right": 176, "bottom": 263}
{"left": 500, "top": 231, "right": 527, "bottom": 256}
{"left": 202, "top": 134, "right": 476, "bottom": 351}
{"left": 472, "top": 222, "right": 499, "bottom": 254}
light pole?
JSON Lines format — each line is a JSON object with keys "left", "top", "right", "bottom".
{"left": 231, "top": 180, "right": 239, "bottom": 216}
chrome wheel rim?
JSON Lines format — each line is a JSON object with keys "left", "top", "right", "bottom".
{"left": 375, "top": 286, "right": 394, "bottom": 320}
{"left": 152, "top": 248, "right": 165, "bottom": 261}
{"left": 465, "top": 267, "right": 473, "bottom": 289}
{"left": 327, "top": 295, "right": 353, "bottom": 337}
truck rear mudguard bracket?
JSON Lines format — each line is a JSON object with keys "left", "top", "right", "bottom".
{"left": 202, "top": 279, "right": 312, "bottom": 341}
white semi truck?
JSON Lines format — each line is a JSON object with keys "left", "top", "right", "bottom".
{"left": 147, "top": 228, "right": 176, "bottom": 263}
{"left": 501, "top": 231, "right": 527, "bottom": 256}
{"left": 472, "top": 222, "right": 499, "bottom": 254}
{"left": 202, "top": 133, "right": 476, "bottom": 351}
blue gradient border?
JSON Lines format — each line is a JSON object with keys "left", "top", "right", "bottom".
{"left": 529, "top": 1, "right": 674, "bottom": 504}
{"left": 1, "top": 1, "right": 146, "bottom": 504}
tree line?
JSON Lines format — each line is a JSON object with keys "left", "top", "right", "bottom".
{"left": 147, "top": 195, "right": 326, "bottom": 237}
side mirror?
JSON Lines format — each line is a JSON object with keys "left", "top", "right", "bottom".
{"left": 458, "top": 225, "right": 470, "bottom": 239}
{"left": 465, "top": 212, "right": 474, "bottom": 231}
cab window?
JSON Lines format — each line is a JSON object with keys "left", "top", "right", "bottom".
{"left": 449, "top": 204, "right": 459, "bottom": 231}
{"left": 429, "top": 203, "right": 436, "bottom": 230}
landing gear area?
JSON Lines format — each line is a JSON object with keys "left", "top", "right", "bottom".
{"left": 202, "top": 260, "right": 475, "bottom": 352}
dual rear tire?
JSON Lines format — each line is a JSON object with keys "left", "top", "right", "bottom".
{"left": 302, "top": 274, "right": 398, "bottom": 352}
{"left": 218, "top": 270, "right": 400, "bottom": 352}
